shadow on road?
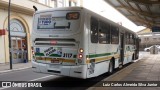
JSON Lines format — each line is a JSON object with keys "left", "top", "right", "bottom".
{"left": 19, "top": 63, "right": 132, "bottom": 90}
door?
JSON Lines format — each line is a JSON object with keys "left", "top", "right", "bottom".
{"left": 11, "top": 37, "right": 27, "bottom": 63}
{"left": 119, "top": 33, "right": 124, "bottom": 65}
{"left": 135, "top": 38, "right": 140, "bottom": 59}
{"left": 12, "top": 37, "right": 19, "bottom": 63}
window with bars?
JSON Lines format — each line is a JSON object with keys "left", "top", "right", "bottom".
{"left": 38, "top": 0, "right": 56, "bottom": 7}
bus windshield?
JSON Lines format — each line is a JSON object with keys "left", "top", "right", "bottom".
{"left": 33, "top": 11, "right": 81, "bottom": 34}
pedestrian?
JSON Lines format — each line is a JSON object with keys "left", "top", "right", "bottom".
{"left": 22, "top": 44, "right": 27, "bottom": 63}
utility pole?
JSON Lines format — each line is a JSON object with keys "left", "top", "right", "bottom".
{"left": 8, "top": 0, "right": 12, "bottom": 69}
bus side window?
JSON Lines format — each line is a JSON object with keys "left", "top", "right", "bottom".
{"left": 99, "top": 21, "right": 110, "bottom": 44}
{"left": 111, "top": 26, "right": 119, "bottom": 44}
{"left": 132, "top": 34, "right": 136, "bottom": 45}
{"left": 125, "top": 32, "right": 129, "bottom": 44}
{"left": 130, "top": 34, "right": 135, "bottom": 45}
{"left": 90, "top": 17, "right": 98, "bottom": 43}
{"left": 130, "top": 33, "right": 133, "bottom": 44}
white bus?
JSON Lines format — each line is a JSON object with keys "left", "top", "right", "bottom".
{"left": 32, "top": 7, "right": 140, "bottom": 79}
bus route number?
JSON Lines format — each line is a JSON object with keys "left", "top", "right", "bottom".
{"left": 63, "top": 53, "right": 72, "bottom": 58}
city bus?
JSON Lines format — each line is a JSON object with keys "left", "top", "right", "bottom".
{"left": 31, "top": 7, "right": 140, "bottom": 79}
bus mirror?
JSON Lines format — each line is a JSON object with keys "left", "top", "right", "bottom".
{"left": 33, "top": 5, "right": 38, "bottom": 11}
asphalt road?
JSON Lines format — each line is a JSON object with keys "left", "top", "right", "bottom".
{"left": 0, "top": 51, "right": 148, "bottom": 90}
{"left": 0, "top": 67, "right": 112, "bottom": 90}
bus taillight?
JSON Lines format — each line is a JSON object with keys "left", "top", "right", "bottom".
{"left": 79, "top": 48, "right": 84, "bottom": 53}
{"left": 78, "top": 54, "right": 83, "bottom": 58}
{"left": 78, "top": 48, "right": 83, "bottom": 59}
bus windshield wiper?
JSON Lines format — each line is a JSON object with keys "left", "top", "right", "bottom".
{"left": 54, "top": 22, "right": 70, "bottom": 29}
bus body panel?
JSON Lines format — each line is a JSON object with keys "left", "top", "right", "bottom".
{"left": 32, "top": 7, "right": 139, "bottom": 79}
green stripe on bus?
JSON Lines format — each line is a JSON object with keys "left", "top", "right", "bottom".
{"left": 35, "top": 53, "right": 44, "bottom": 56}
{"left": 49, "top": 54, "right": 61, "bottom": 57}
{"left": 87, "top": 52, "right": 117, "bottom": 58}
{"left": 73, "top": 55, "right": 77, "bottom": 58}
{"left": 35, "top": 53, "right": 61, "bottom": 57}
{"left": 35, "top": 52, "right": 119, "bottom": 58}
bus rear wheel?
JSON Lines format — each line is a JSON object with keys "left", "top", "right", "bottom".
{"left": 108, "top": 60, "right": 114, "bottom": 74}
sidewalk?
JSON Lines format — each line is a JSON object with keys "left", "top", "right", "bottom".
{"left": 88, "top": 52, "right": 160, "bottom": 90}
{"left": 0, "top": 61, "right": 32, "bottom": 73}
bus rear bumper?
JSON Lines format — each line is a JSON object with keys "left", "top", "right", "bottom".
{"left": 32, "top": 60, "right": 88, "bottom": 79}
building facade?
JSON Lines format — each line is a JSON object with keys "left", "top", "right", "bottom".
{"left": 0, "top": 0, "right": 81, "bottom": 63}
{"left": 137, "top": 28, "right": 160, "bottom": 50}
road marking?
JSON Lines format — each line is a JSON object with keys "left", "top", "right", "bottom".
{"left": 0, "top": 67, "right": 32, "bottom": 76}
{"left": 29, "top": 75, "right": 54, "bottom": 81}
{"left": 0, "top": 67, "right": 32, "bottom": 73}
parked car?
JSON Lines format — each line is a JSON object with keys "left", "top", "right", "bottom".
{"left": 144, "top": 45, "right": 160, "bottom": 52}
{"left": 157, "top": 45, "right": 160, "bottom": 51}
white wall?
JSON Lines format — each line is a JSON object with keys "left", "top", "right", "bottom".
{"left": 0, "top": 9, "right": 8, "bottom": 63}
{"left": 1, "top": 0, "right": 51, "bottom": 10}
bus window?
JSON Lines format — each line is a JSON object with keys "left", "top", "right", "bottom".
{"left": 130, "top": 34, "right": 133, "bottom": 44}
{"left": 99, "top": 21, "right": 110, "bottom": 44}
{"left": 111, "top": 26, "right": 119, "bottom": 44}
{"left": 130, "top": 34, "right": 135, "bottom": 45}
{"left": 35, "top": 11, "right": 81, "bottom": 34}
{"left": 133, "top": 35, "right": 136, "bottom": 45}
{"left": 125, "top": 33, "right": 127, "bottom": 44}
{"left": 90, "top": 17, "right": 98, "bottom": 43}
{"left": 125, "top": 32, "right": 129, "bottom": 44}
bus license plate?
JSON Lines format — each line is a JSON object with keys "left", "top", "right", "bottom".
{"left": 51, "top": 59, "right": 59, "bottom": 63}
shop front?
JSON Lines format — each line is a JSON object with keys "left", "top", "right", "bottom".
{"left": 10, "top": 19, "right": 28, "bottom": 63}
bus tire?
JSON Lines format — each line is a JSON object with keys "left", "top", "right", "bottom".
{"left": 108, "top": 60, "right": 114, "bottom": 74}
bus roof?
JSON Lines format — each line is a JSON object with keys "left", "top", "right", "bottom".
{"left": 35, "top": 7, "right": 84, "bottom": 14}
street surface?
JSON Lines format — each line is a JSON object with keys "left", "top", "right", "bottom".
{"left": 0, "top": 52, "right": 150, "bottom": 90}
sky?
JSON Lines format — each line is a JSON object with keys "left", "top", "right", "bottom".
{"left": 83, "top": 0, "right": 146, "bottom": 32}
